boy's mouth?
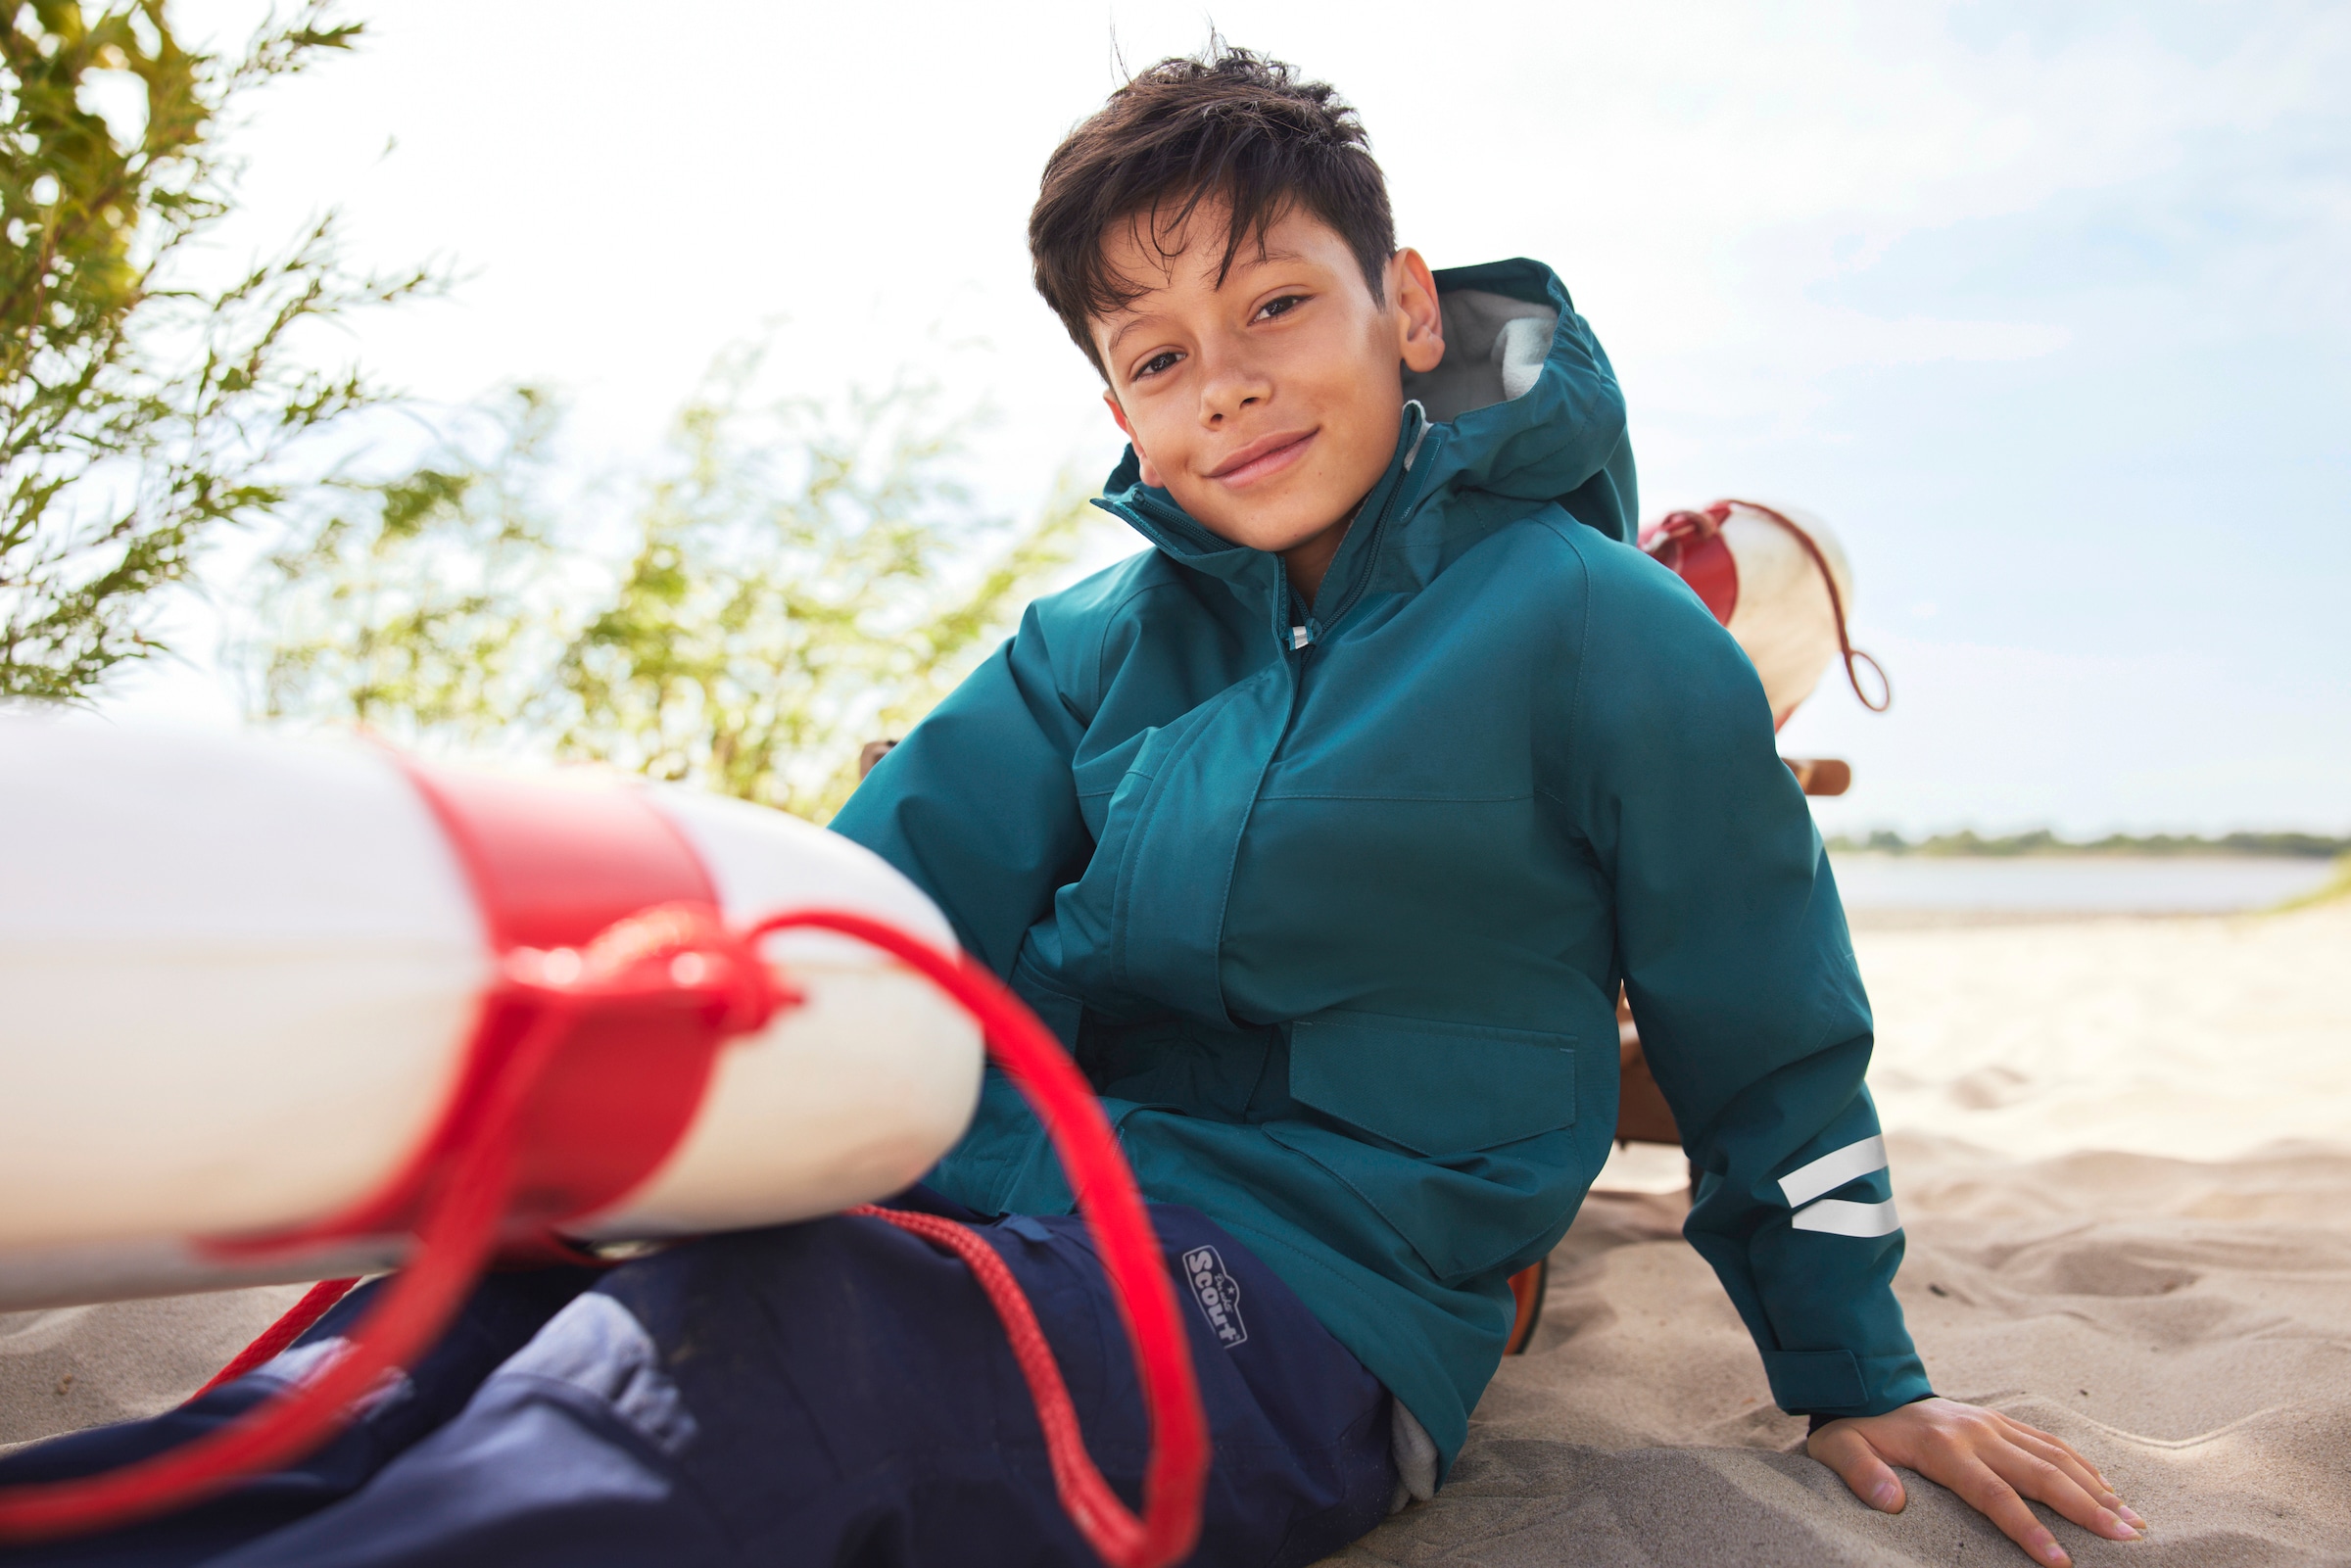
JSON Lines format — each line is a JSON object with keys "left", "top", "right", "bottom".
{"left": 1205, "top": 429, "right": 1318, "bottom": 488}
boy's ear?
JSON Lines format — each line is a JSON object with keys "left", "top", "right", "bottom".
{"left": 1392, "top": 248, "right": 1446, "bottom": 374}
{"left": 1103, "top": 391, "right": 1166, "bottom": 488}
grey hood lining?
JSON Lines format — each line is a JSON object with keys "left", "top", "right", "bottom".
{"left": 1400, "top": 289, "right": 1559, "bottom": 424}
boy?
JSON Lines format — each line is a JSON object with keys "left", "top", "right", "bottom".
{"left": 0, "top": 47, "right": 2143, "bottom": 1568}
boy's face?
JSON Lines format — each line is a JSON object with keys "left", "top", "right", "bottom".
{"left": 1091, "top": 202, "right": 1445, "bottom": 597}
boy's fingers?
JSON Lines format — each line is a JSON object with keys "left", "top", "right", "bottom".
{"left": 2000, "top": 1431, "right": 2113, "bottom": 1502}
{"left": 1808, "top": 1401, "right": 2145, "bottom": 1563}
{"left": 1807, "top": 1424, "right": 1906, "bottom": 1512}
{"left": 2003, "top": 1429, "right": 2143, "bottom": 1531}
{"left": 1947, "top": 1459, "right": 2073, "bottom": 1568}
{"left": 1994, "top": 1414, "right": 2112, "bottom": 1492}
{"left": 1983, "top": 1439, "right": 2142, "bottom": 1544}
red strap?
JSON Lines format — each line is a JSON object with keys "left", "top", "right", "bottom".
{"left": 1641, "top": 507, "right": 1740, "bottom": 624}
{"left": 206, "top": 761, "right": 740, "bottom": 1259}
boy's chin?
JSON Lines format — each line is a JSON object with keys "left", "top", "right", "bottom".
{"left": 1176, "top": 490, "right": 1360, "bottom": 557}
{"left": 1190, "top": 513, "right": 1347, "bottom": 556}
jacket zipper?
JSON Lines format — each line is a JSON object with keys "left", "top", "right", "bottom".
{"left": 1310, "top": 413, "right": 1425, "bottom": 641}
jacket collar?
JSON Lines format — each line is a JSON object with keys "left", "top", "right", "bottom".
{"left": 1093, "top": 407, "right": 1424, "bottom": 649}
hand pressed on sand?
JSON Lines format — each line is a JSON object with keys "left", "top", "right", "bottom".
{"left": 1810, "top": 1398, "right": 2148, "bottom": 1565}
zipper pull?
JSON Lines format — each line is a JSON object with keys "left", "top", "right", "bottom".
{"left": 1290, "top": 625, "right": 1313, "bottom": 650}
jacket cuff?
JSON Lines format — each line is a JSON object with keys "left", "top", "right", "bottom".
{"left": 1762, "top": 1348, "right": 1933, "bottom": 1418}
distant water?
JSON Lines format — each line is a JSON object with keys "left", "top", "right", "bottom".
{"left": 1827, "top": 854, "right": 2337, "bottom": 917}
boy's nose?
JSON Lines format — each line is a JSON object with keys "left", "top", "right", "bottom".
{"left": 1201, "top": 377, "right": 1270, "bottom": 424}
{"left": 1197, "top": 351, "right": 1274, "bottom": 425}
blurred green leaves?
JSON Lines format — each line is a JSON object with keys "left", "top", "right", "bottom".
{"left": 1, "top": 1, "right": 429, "bottom": 701}
{"left": 246, "top": 351, "right": 1095, "bottom": 821}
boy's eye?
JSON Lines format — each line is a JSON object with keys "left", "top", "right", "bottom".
{"left": 1134, "top": 350, "right": 1181, "bottom": 379}
{"left": 1256, "top": 294, "right": 1307, "bottom": 321}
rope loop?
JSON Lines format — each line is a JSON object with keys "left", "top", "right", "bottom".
{"left": 1710, "top": 499, "right": 1893, "bottom": 713}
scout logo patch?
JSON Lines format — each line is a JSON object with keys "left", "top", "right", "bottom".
{"left": 1181, "top": 1246, "right": 1248, "bottom": 1349}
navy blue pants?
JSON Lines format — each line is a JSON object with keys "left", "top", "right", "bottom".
{"left": 0, "top": 1194, "right": 1396, "bottom": 1567}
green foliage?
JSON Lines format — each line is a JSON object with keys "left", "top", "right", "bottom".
{"left": 1827, "top": 829, "right": 2351, "bottom": 859}
{"left": 249, "top": 385, "right": 573, "bottom": 735}
{"left": 246, "top": 352, "right": 1097, "bottom": 821}
{"left": 1, "top": 1, "right": 431, "bottom": 702}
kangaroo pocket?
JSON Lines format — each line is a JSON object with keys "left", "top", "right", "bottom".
{"left": 1267, "top": 1012, "right": 1580, "bottom": 1285}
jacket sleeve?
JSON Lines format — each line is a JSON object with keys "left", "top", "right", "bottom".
{"left": 1558, "top": 530, "right": 1933, "bottom": 1420}
{"left": 828, "top": 601, "right": 1091, "bottom": 981}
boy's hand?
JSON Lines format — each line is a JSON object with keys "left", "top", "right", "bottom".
{"left": 1809, "top": 1398, "right": 2148, "bottom": 1565}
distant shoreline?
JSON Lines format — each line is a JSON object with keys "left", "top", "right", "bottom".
{"left": 1825, "top": 830, "right": 2351, "bottom": 860}
{"left": 1846, "top": 906, "right": 2283, "bottom": 930}
{"left": 1825, "top": 843, "right": 2351, "bottom": 918}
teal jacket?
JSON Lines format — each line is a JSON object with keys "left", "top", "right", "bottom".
{"left": 831, "top": 258, "right": 1932, "bottom": 1470}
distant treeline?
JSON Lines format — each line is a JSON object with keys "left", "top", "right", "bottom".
{"left": 1827, "top": 830, "right": 2351, "bottom": 859}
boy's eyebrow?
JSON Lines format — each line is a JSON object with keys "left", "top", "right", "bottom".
{"left": 1105, "top": 314, "right": 1154, "bottom": 356}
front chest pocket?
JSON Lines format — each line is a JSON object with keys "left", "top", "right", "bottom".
{"left": 1288, "top": 1013, "right": 1576, "bottom": 1155}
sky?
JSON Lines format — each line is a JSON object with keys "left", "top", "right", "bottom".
{"left": 103, "top": 0, "right": 2351, "bottom": 837}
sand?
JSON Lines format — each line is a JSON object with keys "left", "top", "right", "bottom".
{"left": 0, "top": 1287, "right": 306, "bottom": 1460}
{"left": 1854, "top": 901, "right": 2351, "bottom": 1164}
{"left": 6, "top": 903, "right": 2349, "bottom": 1564}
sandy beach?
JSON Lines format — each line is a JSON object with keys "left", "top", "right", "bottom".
{"left": 7, "top": 902, "right": 2348, "bottom": 1563}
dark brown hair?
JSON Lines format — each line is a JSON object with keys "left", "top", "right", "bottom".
{"left": 1030, "top": 47, "right": 1396, "bottom": 375}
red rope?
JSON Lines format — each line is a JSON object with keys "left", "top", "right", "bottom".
{"left": 186, "top": 1279, "right": 360, "bottom": 1402}
{"left": 851, "top": 1207, "right": 1153, "bottom": 1556}
{"left": 1714, "top": 499, "right": 1892, "bottom": 712}
{"left": 0, "top": 908, "right": 1209, "bottom": 1568}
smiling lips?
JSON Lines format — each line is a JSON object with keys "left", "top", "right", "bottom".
{"left": 1205, "top": 428, "right": 1317, "bottom": 488}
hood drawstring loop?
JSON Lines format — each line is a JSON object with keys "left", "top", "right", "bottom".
{"left": 1401, "top": 401, "right": 1431, "bottom": 471}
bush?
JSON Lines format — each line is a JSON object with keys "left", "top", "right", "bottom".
{"left": 1, "top": 1, "right": 429, "bottom": 701}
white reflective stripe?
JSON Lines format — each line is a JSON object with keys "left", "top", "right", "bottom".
{"left": 1791, "top": 1197, "right": 1902, "bottom": 1237}
{"left": 1777, "top": 1134, "right": 1889, "bottom": 1208}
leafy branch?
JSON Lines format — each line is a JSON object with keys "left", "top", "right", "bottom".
{"left": 2, "top": 1, "right": 435, "bottom": 701}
